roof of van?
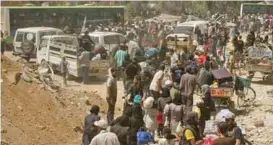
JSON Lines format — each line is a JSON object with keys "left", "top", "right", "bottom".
{"left": 177, "top": 21, "right": 209, "bottom": 26}
{"left": 87, "top": 31, "right": 124, "bottom": 37}
{"left": 42, "top": 35, "right": 77, "bottom": 39}
{"left": 16, "top": 27, "right": 63, "bottom": 32}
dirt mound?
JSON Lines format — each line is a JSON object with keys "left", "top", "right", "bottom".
{"left": 1, "top": 56, "right": 107, "bottom": 145}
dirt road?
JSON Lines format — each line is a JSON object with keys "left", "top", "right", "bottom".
{"left": 2, "top": 51, "right": 273, "bottom": 145}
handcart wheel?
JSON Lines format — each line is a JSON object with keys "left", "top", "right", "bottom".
{"left": 237, "top": 87, "right": 256, "bottom": 107}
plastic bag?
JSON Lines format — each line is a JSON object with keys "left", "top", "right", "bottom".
{"left": 204, "top": 120, "right": 217, "bottom": 134}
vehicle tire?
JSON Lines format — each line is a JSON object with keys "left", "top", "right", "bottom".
{"left": 21, "top": 40, "right": 35, "bottom": 55}
{"left": 238, "top": 87, "right": 256, "bottom": 107}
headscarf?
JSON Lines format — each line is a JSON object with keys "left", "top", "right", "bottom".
{"left": 143, "top": 96, "right": 154, "bottom": 109}
{"left": 134, "top": 95, "right": 141, "bottom": 103}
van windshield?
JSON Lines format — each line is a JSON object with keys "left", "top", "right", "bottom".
{"left": 173, "top": 26, "right": 193, "bottom": 34}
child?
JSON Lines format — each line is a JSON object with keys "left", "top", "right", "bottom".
{"left": 157, "top": 80, "right": 172, "bottom": 137}
{"left": 212, "top": 122, "right": 234, "bottom": 145}
{"left": 60, "top": 56, "right": 68, "bottom": 86}
{"left": 158, "top": 127, "right": 180, "bottom": 145}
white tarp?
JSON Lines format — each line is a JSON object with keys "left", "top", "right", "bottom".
{"left": 248, "top": 44, "right": 273, "bottom": 58}
{"left": 186, "top": 15, "right": 203, "bottom": 21}
{"left": 145, "top": 14, "right": 181, "bottom": 23}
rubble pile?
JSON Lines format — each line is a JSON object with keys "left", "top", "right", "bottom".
{"left": 236, "top": 97, "right": 273, "bottom": 145}
{"left": 1, "top": 56, "right": 108, "bottom": 145}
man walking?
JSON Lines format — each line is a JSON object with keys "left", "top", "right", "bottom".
{"left": 180, "top": 66, "right": 200, "bottom": 113}
{"left": 79, "top": 49, "right": 90, "bottom": 84}
{"left": 149, "top": 64, "right": 165, "bottom": 100}
{"left": 60, "top": 56, "right": 69, "bottom": 87}
{"left": 106, "top": 68, "right": 117, "bottom": 124}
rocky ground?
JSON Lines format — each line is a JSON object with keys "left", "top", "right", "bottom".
{"left": 1, "top": 56, "right": 109, "bottom": 145}
{"left": 235, "top": 77, "right": 273, "bottom": 145}
{"left": 1, "top": 51, "right": 273, "bottom": 145}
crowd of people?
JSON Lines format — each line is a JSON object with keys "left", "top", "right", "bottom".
{"left": 1, "top": 8, "right": 271, "bottom": 145}
{"left": 76, "top": 12, "right": 273, "bottom": 145}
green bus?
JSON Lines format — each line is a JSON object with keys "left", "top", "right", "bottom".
{"left": 240, "top": 3, "right": 273, "bottom": 16}
{"left": 1, "top": 5, "right": 125, "bottom": 36}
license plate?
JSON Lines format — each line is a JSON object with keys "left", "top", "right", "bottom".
{"left": 210, "top": 88, "right": 233, "bottom": 97}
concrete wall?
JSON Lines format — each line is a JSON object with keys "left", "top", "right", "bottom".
{"left": 1, "top": 8, "right": 10, "bottom": 35}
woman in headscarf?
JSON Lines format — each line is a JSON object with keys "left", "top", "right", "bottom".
{"left": 201, "top": 85, "right": 216, "bottom": 121}
{"left": 165, "top": 94, "right": 184, "bottom": 133}
{"left": 110, "top": 115, "right": 130, "bottom": 145}
{"left": 129, "top": 103, "right": 144, "bottom": 145}
{"left": 143, "top": 96, "right": 158, "bottom": 137}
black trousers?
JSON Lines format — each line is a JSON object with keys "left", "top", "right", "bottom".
{"left": 107, "top": 99, "right": 116, "bottom": 124}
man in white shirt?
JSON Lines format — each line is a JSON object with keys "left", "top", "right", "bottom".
{"left": 149, "top": 64, "right": 165, "bottom": 100}
{"left": 169, "top": 49, "right": 179, "bottom": 68}
{"left": 90, "top": 119, "right": 120, "bottom": 145}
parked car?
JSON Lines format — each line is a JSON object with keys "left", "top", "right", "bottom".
{"left": 13, "top": 27, "right": 64, "bottom": 61}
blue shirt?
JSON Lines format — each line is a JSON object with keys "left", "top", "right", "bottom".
{"left": 115, "top": 50, "right": 127, "bottom": 68}
{"left": 144, "top": 48, "right": 159, "bottom": 57}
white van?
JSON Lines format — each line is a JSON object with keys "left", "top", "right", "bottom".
{"left": 81, "top": 31, "right": 126, "bottom": 52}
{"left": 13, "top": 27, "right": 64, "bottom": 60}
{"left": 37, "top": 35, "right": 108, "bottom": 78}
{"left": 166, "top": 21, "right": 209, "bottom": 41}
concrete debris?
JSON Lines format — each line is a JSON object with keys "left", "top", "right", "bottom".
{"left": 2, "top": 69, "right": 8, "bottom": 73}
{"left": 254, "top": 121, "right": 264, "bottom": 127}
{"left": 1, "top": 129, "right": 7, "bottom": 134}
{"left": 73, "top": 126, "right": 83, "bottom": 133}
{"left": 1, "top": 140, "right": 9, "bottom": 145}
{"left": 17, "top": 105, "right": 23, "bottom": 111}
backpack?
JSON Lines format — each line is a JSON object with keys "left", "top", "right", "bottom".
{"left": 180, "top": 125, "right": 201, "bottom": 145}
{"left": 82, "top": 123, "right": 97, "bottom": 144}
{"left": 173, "top": 68, "right": 183, "bottom": 83}
{"left": 137, "top": 130, "right": 153, "bottom": 145}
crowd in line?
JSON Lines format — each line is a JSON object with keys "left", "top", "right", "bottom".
{"left": 76, "top": 13, "right": 273, "bottom": 145}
